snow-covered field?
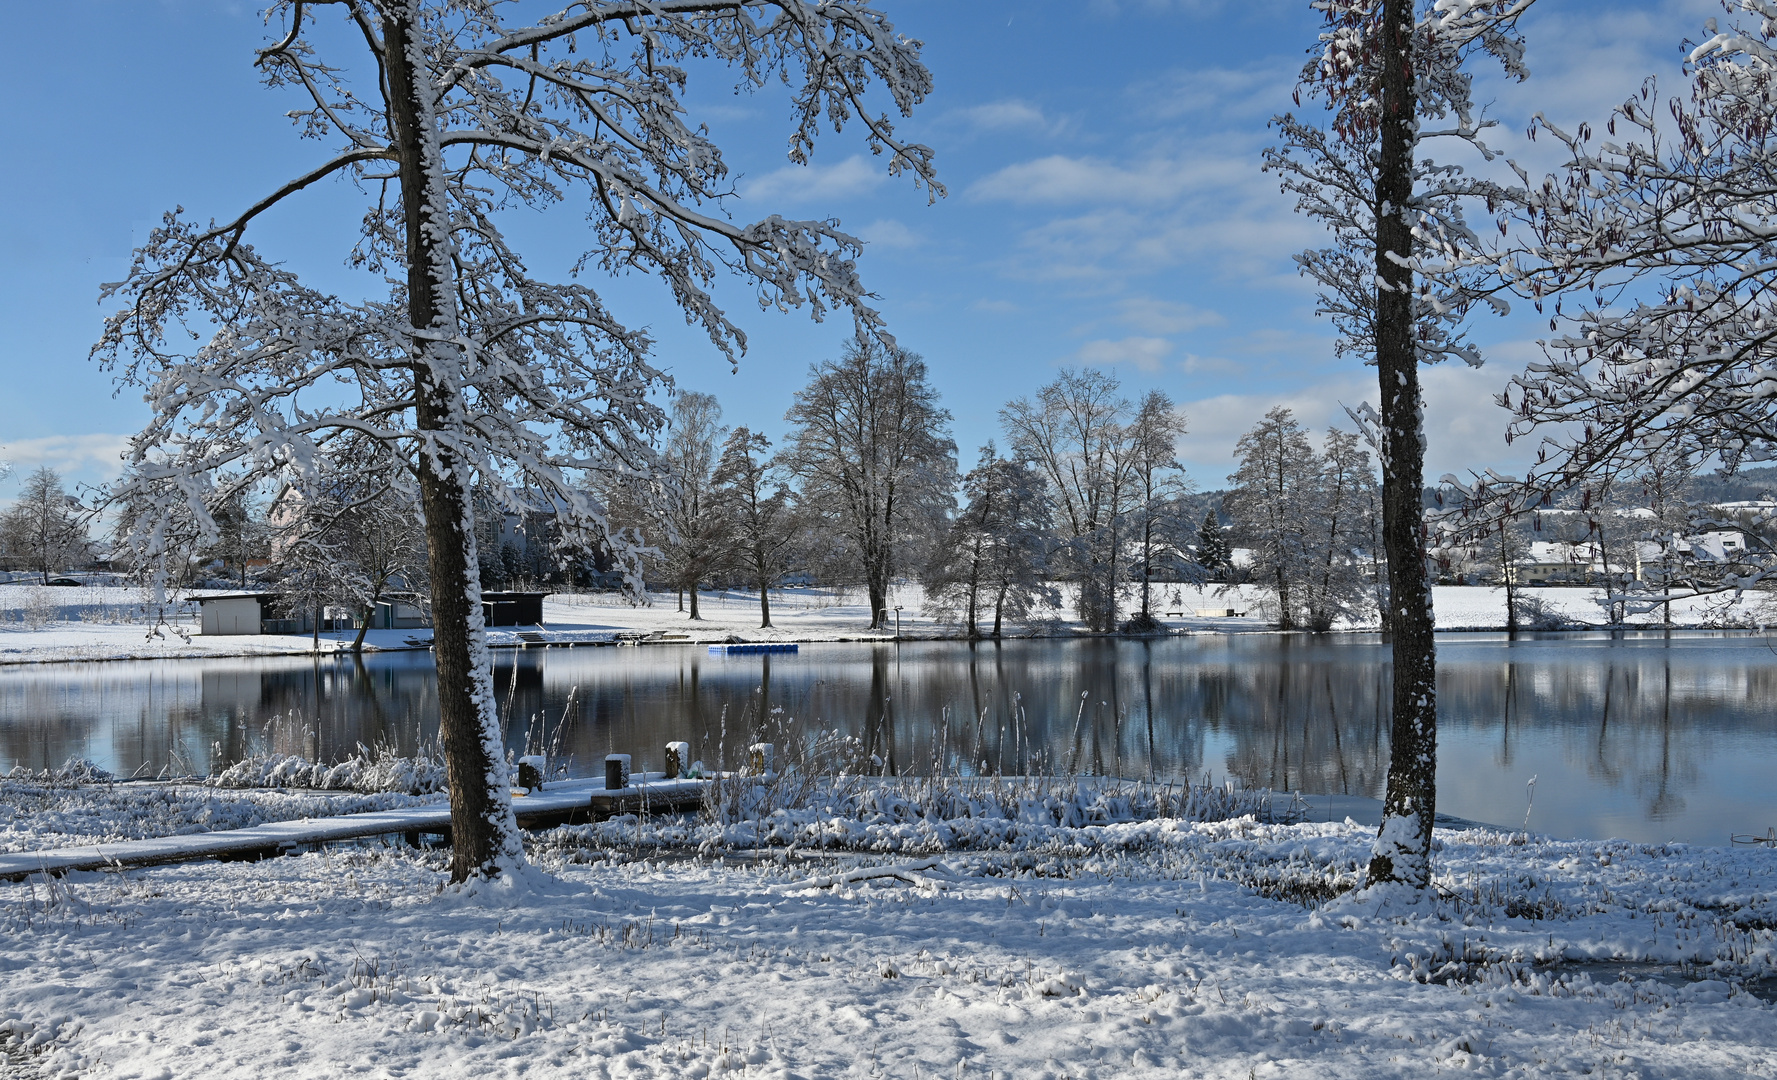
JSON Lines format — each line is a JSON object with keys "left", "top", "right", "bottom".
{"left": 3, "top": 581, "right": 1765, "bottom": 665}
{"left": 4, "top": 810, "right": 1774, "bottom": 1079}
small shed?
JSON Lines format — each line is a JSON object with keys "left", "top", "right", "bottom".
{"left": 199, "top": 593, "right": 273, "bottom": 636}
{"left": 482, "top": 591, "right": 547, "bottom": 627}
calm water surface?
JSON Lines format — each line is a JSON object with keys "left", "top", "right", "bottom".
{"left": 2, "top": 632, "right": 1773, "bottom": 845}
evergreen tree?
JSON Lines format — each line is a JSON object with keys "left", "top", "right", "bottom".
{"left": 1196, "top": 511, "right": 1230, "bottom": 579}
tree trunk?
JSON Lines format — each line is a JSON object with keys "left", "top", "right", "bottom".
{"left": 689, "top": 582, "right": 701, "bottom": 620}
{"left": 386, "top": 5, "right": 522, "bottom": 883}
{"left": 352, "top": 603, "right": 373, "bottom": 654}
{"left": 1501, "top": 527, "right": 1519, "bottom": 634}
{"left": 866, "top": 563, "right": 887, "bottom": 631}
{"left": 1367, "top": 0, "right": 1437, "bottom": 892}
{"left": 1276, "top": 566, "right": 1294, "bottom": 631}
{"left": 756, "top": 565, "right": 773, "bottom": 628}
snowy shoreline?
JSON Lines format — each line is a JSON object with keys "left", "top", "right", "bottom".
{"left": 1, "top": 583, "right": 1763, "bottom": 667}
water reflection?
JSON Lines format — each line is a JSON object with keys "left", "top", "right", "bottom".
{"left": 1, "top": 632, "right": 1773, "bottom": 844}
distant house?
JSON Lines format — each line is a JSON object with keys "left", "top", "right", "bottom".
{"left": 197, "top": 592, "right": 428, "bottom": 636}
{"left": 1508, "top": 530, "right": 1752, "bottom": 585}
{"left": 1508, "top": 541, "right": 1606, "bottom": 585}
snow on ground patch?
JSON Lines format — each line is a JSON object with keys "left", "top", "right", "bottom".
{"left": 2, "top": 822, "right": 1773, "bottom": 1078}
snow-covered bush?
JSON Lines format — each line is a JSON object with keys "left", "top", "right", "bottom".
{"left": 1513, "top": 595, "right": 1571, "bottom": 631}
{"left": 208, "top": 743, "right": 446, "bottom": 795}
{"left": 541, "top": 774, "right": 1283, "bottom": 859}
{"left": 5, "top": 757, "right": 115, "bottom": 786}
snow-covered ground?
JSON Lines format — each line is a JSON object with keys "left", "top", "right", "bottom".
{"left": 1, "top": 581, "right": 1767, "bottom": 666}
{"left": 3, "top": 811, "right": 1774, "bottom": 1079}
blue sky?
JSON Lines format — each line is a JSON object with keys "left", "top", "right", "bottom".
{"left": 0, "top": 0, "right": 1723, "bottom": 501}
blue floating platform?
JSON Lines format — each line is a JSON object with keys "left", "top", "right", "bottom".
{"left": 708, "top": 642, "right": 800, "bottom": 654}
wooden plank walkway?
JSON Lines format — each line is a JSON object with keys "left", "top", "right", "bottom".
{"left": 0, "top": 776, "right": 709, "bottom": 881}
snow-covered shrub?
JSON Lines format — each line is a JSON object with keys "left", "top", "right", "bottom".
{"left": 5, "top": 757, "right": 114, "bottom": 786}
{"left": 208, "top": 743, "right": 446, "bottom": 795}
{"left": 1514, "top": 595, "right": 1570, "bottom": 631}
{"left": 541, "top": 775, "right": 1282, "bottom": 859}
{"left": 20, "top": 587, "right": 59, "bottom": 630}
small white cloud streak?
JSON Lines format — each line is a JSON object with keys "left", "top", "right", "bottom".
{"left": 1073, "top": 336, "right": 1175, "bottom": 372}
{"left": 949, "top": 99, "right": 1053, "bottom": 133}
{"left": 1114, "top": 295, "right": 1224, "bottom": 334}
{"left": 741, "top": 155, "right": 884, "bottom": 205}
{"left": 855, "top": 218, "right": 922, "bottom": 249}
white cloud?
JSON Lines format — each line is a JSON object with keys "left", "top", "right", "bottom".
{"left": 970, "top": 154, "right": 1239, "bottom": 206}
{"left": 1, "top": 433, "right": 131, "bottom": 475}
{"left": 855, "top": 218, "right": 922, "bottom": 249}
{"left": 741, "top": 155, "right": 884, "bottom": 205}
{"left": 949, "top": 99, "right": 1054, "bottom": 134}
{"left": 1112, "top": 295, "right": 1223, "bottom": 334}
{"left": 969, "top": 131, "right": 1321, "bottom": 286}
{"left": 1178, "top": 352, "right": 1241, "bottom": 375}
{"left": 1139, "top": 62, "right": 1301, "bottom": 124}
{"left": 1073, "top": 336, "right": 1175, "bottom": 372}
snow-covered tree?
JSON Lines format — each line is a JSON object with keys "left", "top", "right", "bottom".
{"left": 651, "top": 392, "right": 731, "bottom": 620}
{"left": 1301, "top": 428, "right": 1377, "bottom": 632}
{"left": 1000, "top": 368, "right": 1142, "bottom": 633}
{"left": 209, "top": 491, "right": 268, "bottom": 589}
{"left": 1126, "top": 391, "right": 1193, "bottom": 628}
{"left": 783, "top": 340, "right": 956, "bottom": 628}
{"left": 1265, "top": 0, "right": 1534, "bottom": 892}
{"left": 713, "top": 427, "right": 796, "bottom": 628}
{"left": 271, "top": 446, "right": 429, "bottom": 653}
{"left": 925, "top": 444, "right": 1056, "bottom": 638}
{"left": 1228, "top": 409, "right": 1319, "bottom": 630}
{"left": 1635, "top": 446, "right": 1698, "bottom": 628}
{"left": 93, "top": 0, "right": 939, "bottom": 882}
{"left": 0, "top": 468, "right": 91, "bottom": 584}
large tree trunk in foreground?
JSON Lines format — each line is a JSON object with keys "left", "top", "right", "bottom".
{"left": 1367, "top": 0, "right": 1437, "bottom": 891}
{"left": 388, "top": 5, "right": 522, "bottom": 883}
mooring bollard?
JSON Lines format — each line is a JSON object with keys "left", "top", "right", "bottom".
{"left": 748, "top": 742, "right": 774, "bottom": 777}
{"left": 664, "top": 741, "right": 690, "bottom": 779}
{"left": 605, "top": 753, "right": 632, "bottom": 791}
{"left": 516, "top": 754, "right": 546, "bottom": 790}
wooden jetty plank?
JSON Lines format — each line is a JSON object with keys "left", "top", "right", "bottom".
{"left": 0, "top": 777, "right": 710, "bottom": 881}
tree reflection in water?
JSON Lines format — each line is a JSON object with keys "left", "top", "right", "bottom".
{"left": 1, "top": 632, "right": 1773, "bottom": 842}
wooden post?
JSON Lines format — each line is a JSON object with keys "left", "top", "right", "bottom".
{"left": 665, "top": 741, "right": 689, "bottom": 779}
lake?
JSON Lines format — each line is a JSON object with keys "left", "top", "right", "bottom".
{"left": 2, "top": 632, "right": 1773, "bottom": 846}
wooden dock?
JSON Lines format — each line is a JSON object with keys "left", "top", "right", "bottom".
{"left": 0, "top": 775, "right": 709, "bottom": 881}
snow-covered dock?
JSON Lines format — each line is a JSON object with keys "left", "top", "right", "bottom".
{"left": 0, "top": 776, "right": 709, "bottom": 880}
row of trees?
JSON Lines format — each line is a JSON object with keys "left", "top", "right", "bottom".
{"left": 604, "top": 341, "right": 956, "bottom": 631}
{"left": 601, "top": 353, "right": 1208, "bottom": 638}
